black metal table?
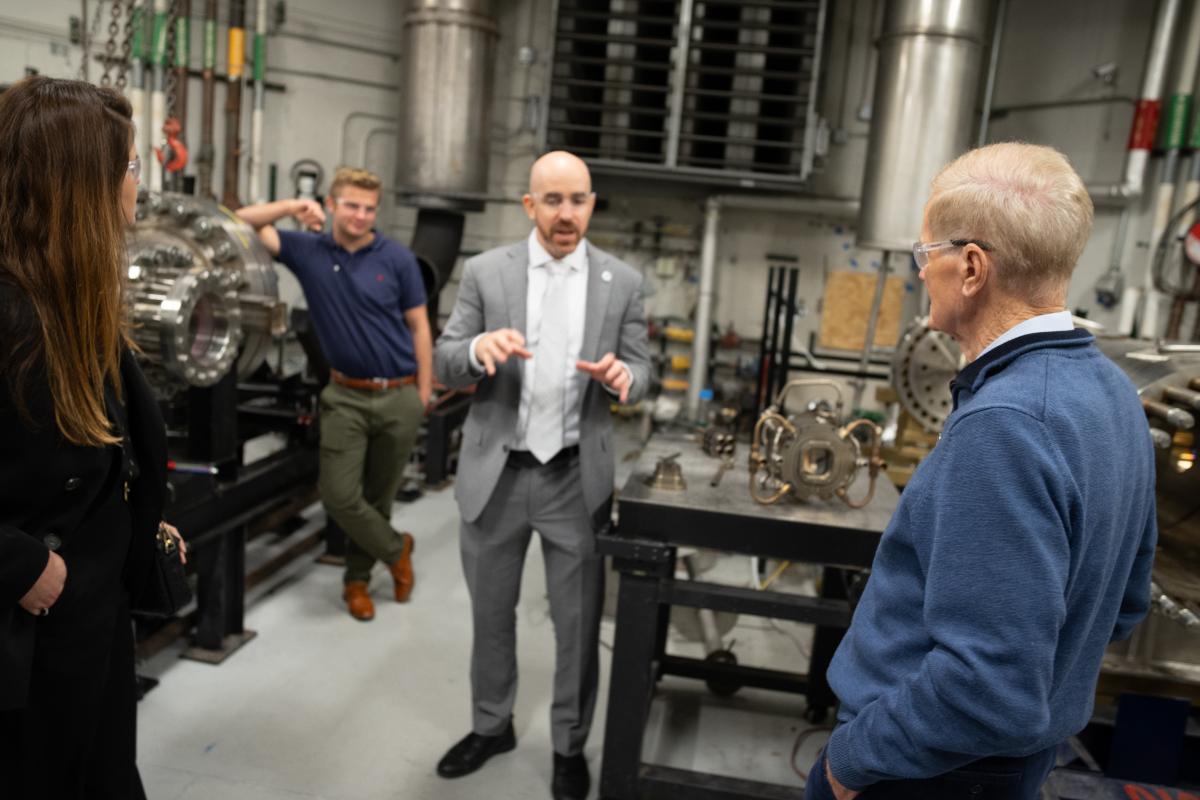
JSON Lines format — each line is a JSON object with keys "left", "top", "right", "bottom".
{"left": 598, "top": 434, "right": 899, "bottom": 800}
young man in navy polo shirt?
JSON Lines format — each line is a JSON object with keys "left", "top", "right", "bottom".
{"left": 237, "top": 167, "right": 432, "bottom": 621}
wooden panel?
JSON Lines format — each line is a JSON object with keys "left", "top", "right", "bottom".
{"left": 817, "top": 271, "right": 904, "bottom": 351}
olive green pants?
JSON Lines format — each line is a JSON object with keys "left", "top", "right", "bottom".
{"left": 318, "top": 381, "right": 423, "bottom": 584}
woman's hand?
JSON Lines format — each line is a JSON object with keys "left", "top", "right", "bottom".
{"left": 18, "top": 551, "right": 67, "bottom": 616}
{"left": 160, "top": 522, "right": 187, "bottom": 564}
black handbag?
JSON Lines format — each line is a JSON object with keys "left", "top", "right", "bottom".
{"left": 135, "top": 523, "right": 192, "bottom": 617}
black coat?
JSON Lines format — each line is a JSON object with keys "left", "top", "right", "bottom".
{"left": 0, "top": 280, "right": 166, "bottom": 710}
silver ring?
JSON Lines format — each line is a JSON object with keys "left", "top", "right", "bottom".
{"left": 39, "top": 608, "right": 49, "bottom": 617}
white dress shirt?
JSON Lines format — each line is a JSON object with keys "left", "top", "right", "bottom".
{"left": 976, "top": 310, "right": 1074, "bottom": 360}
{"left": 516, "top": 231, "right": 590, "bottom": 450}
{"left": 468, "top": 231, "right": 635, "bottom": 454}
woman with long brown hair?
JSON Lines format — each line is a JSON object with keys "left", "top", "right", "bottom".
{"left": 0, "top": 75, "right": 180, "bottom": 798}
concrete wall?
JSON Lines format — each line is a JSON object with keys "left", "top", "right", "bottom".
{"left": 0, "top": 0, "right": 1171, "bottom": 372}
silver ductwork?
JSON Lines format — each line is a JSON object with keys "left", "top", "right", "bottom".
{"left": 128, "top": 192, "right": 286, "bottom": 391}
{"left": 397, "top": 0, "right": 498, "bottom": 211}
{"left": 857, "top": 0, "right": 993, "bottom": 252}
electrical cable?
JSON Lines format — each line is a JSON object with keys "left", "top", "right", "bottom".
{"left": 1151, "top": 195, "right": 1200, "bottom": 300}
{"left": 790, "top": 724, "right": 834, "bottom": 783}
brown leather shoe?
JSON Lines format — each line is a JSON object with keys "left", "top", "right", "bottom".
{"left": 343, "top": 581, "right": 375, "bottom": 621}
{"left": 389, "top": 533, "right": 415, "bottom": 602}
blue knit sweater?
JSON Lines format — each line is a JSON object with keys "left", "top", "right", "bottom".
{"left": 825, "top": 330, "right": 1157, "bottom": 790}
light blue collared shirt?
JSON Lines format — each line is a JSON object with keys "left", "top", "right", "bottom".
{"left": 976, "top": 310, "right": 1074, "bottom": 360}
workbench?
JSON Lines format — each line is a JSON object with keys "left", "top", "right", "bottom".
{"left": 598, "top": 433, "right": 900, "bottom": 800}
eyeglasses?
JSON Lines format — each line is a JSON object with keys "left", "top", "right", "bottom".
{"left": 335, "top": 198, "right": 378, "bottom": 215}
{"left": 127, "top": 156, "right": 141, "bottom": 185}
{"left": 912, "top": 238, "right": 993, "bottom": 270}
{"left": 531, "top": 191, "right": 595, "bottom": 210}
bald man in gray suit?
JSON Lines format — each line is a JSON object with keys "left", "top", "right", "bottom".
{"left": 433, "top": 152, "right": 651, "bottom": 800}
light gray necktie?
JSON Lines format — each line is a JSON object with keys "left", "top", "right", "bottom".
{"left": 526, "top": 261, "right": 569, "bottom": 463}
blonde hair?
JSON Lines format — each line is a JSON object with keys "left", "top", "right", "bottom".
{"left": 330, "top": 166, "right": 383, "bottom": 199}
{"left": 927, "top": 142, "right": 1093, "bottom": 303}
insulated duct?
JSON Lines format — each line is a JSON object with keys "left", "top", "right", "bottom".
{"left": 857, "top": 0, "right": 992, "bottom": 252}
{"left": 409, "top": 208, "right": 465, "bottom": 326}
{"left": 396, "top": 0, "right": 497, "bottom": 212}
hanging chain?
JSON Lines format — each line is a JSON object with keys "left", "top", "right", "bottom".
{"left": 165, "top": 0, "right": 179, "bottom": 118}
{"left": 99, "top": 0, "right": 121, "bottom": 86}
{"left": 78, "top": 0, "right": 107, "bottom": 82}
{"left": 115, "top": 0, "right": 135, "bottom": 91}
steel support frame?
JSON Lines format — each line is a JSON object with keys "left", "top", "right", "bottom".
{"left": 598, "top": 534, "right": 853, "bottom": 800}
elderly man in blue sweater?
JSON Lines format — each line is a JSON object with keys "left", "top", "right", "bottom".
{"left": 807, "top": 142, "right": 1157, "bottom": 800}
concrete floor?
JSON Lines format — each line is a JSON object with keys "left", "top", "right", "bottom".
{"left": 136, "top": 426, "right": 829, "bottom": 799}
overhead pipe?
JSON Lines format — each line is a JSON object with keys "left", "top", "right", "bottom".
{"left": 1147, "top": 0, "right": 1200, "bottom": 340}
{"left": 247, "top": 0, "right": 267, "bottom": 203}
{"left": 976, "top": 0, "right": 1006, "bottom": 147}
{"left": 686, "top": 197, "right": 721, "bottom": 422}
{"left": 173, "top": 0, "right": 190, "bottom": 158}
{"left": 197, "top": 0, "right": 217, "bottom": 197}
{"left": 222, "top": 0, "right": 247, "bottom": 209}
{"left": 1153, "top": 2, "right": 1200, "bottom": 339}
{"left": 1090, "top": 0, "right": 1181, "bottom": 204}
{"left": 148, "top": 0, "right": 168, "bottom": 191}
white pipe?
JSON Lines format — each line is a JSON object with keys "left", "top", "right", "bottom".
{"left": 709, "top": 193, "right": 859, "bottom": 219}
{"left": 1140, "top": 0, "right": 1200, "bottom": 338}
{"left": 148, "top": 0, "right": 167, "bottom": 192}
{"left": 248, "top": 0, "right": 267, "bottom": 203}
{"left": 686, "top": 197, "right": 720, "bottom": 421}
{"left": 131, "top": 1, "right": 151, "bottom": 179}
{"left": 683, "top": 193, "right": 860, "bottom": 419}
{"left": 1088, "top": 0, "right": 1181, "bottom": 203}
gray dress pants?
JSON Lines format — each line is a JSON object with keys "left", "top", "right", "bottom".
{"left": 459, "top": 450, "right": 605, "bottom": 756}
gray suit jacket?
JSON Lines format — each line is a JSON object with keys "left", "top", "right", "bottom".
{"left": 435, "top": 239, "right": 651, "bottom": 527}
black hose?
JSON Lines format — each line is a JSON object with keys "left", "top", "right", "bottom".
{"left": 1151, "top": 195, "right": 1200, "bottom": 300}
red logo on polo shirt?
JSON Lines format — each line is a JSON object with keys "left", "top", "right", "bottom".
{"left": 377, "top": 274, "right": 385, "bottom": 282}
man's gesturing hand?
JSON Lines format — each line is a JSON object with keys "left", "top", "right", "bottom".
{"left": 576, "top": 352, "right": 630, "bottom": 403}
{"left": 473, "top": 328, "right": 533, "bottom": 376}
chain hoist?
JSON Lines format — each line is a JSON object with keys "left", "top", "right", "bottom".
{"left": 157, "top": 0, "right": 190, "bottom": 184}
{"left": 164, "top": 0, "right": 179, "bottom": 118}
{"left": 99, "top": 0, "right": 121, "bottom": 87}
{"left": 116, "top": 0, "right": 135, "bottom": 91}
{"left": 78, "top": 0, "right": 107, "bottom": 82}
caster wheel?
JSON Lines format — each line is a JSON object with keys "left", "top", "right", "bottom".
{"left": 704, "top": 649, "right": 742, "bottom": 696}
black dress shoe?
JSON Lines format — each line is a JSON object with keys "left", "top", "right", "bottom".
{"left": 436, "top": 722, "right": 516, "bottom": 778}
{"left": 552, "top": 752, "right": 590, "bottom": 800}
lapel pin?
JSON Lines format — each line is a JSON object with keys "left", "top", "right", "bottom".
{"left": 601, "top": 270, "right": 612, "bottom": 283}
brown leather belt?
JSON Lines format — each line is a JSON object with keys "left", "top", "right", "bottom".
{"left": 330, "top": 369, "right": 416, "bottom": 391}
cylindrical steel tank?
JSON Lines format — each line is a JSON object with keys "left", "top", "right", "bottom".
{"left": 857, "top": 0, "right": 992, "bottom": 252}
{"left": 397, "top": 0, "right": 498, "bottom": 210}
